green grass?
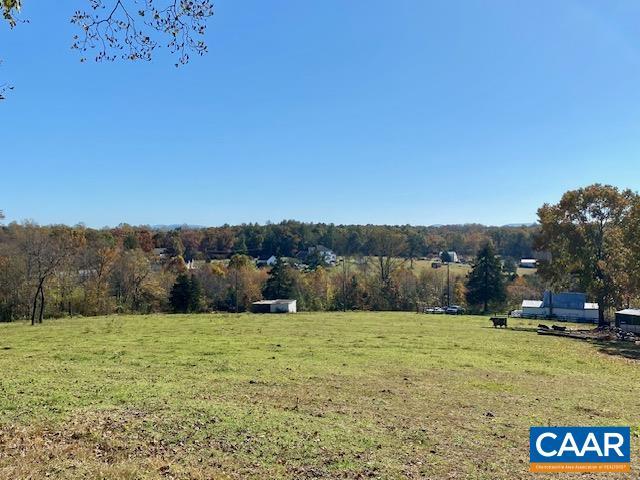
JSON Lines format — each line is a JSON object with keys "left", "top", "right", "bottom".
{"left": 0, "top": 313, "right": 638, "bottom": 479}
{"left": 516, "top": 267, "right": 538, "bottom": 276}
{"left": 410, "top": 258, "right": 472, "bottom": 275}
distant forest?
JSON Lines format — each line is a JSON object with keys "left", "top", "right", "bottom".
{"left": 0, "top": 219, "right": 540, "bottom": 321}
{"left": 119, "top": 221, "right": 539, "bottom": 261}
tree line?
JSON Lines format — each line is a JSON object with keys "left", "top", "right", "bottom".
{"left": 7, "top": 183, "right": 639, "bottom": 324}
{"left": 103, "top": 221, "right": 536, "bottom": 261}
{"left": 0, "top": 220, "right": 541, "bottom": 321}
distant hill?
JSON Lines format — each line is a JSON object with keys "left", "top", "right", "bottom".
{"left": 502, "top": 223, "right": 538, "bottom": 228}
{"left": 151, "top": 224, "right": 206, "bottom": 231}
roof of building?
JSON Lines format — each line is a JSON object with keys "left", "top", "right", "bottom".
{"left": 584, "top": 303, "right": 599, "bottom": 310}
{"left": 522, "top": 300, "right": 544, "bottom": 308}
{"left": 252, "top": 299, "right": 296, "bottom": 305}
{"left": 543, "top": 291, "right": 587, "bottom": 310}
{"left": 616, "top": 309, "right": 640, "bottom": 316}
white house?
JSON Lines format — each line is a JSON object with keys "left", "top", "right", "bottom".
{"left": 252, "top": 299, "right": 297, "bottom": 314}
{"left": 308, "top": 245, "right": 337, "bottom": 266}
{"left": 266, "top": 255, "right": 277, "bottom": 266}
{"left": 440, "top": 251, "right": 459, "bottom": 263}
{"left": 521, "top": 291, "right": 599, "bottom": 323}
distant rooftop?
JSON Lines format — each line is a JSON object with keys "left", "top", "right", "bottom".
{"left": 252, "top": 299, "right": 296, "bottom": 305}
{"left": 522, "top": 300, "right": 543, "bottom": 308}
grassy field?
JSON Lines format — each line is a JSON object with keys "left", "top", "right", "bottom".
{"left": 0, "top": 312, "right": 638, "bottom": 479}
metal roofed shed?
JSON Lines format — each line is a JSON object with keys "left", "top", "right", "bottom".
{"left": 521, "top": 291, "right": 599, "bottom": 323}
{"left": 519, "top": 259, "right": 537, "bottom": 268}
{"left": 252, "top": 299, "right": 297, "bottom": 314}
{"left": 616, "top": 309, "right": 640, "bottom": 333}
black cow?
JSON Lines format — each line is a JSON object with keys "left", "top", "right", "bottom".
{"left": 491, "top": 317, "right": 507, "bottom": 328}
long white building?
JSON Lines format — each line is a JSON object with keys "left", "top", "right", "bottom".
{"left": 522, "top": 291, "right": 599, "bottom": 323}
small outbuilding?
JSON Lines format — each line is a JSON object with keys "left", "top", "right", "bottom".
{"left": 252, "top": 299, "right": 297, "bottom": 314}
{"left": 616, "top": 309, "right": 640, "bottom": 333}
{"left": 519, "top": 258, "right": 537, "bottom": 269}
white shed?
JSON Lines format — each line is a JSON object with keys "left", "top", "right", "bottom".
{"left": 522, "top": 299, "right": 545, "bottom": 317}
{"left": 252, "top": 299, "right": 297, "bottom": 314}
{"left": 519, "top": 259, "right": 537, "bottom": 268}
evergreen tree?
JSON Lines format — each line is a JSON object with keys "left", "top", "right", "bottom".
{"left": 263, "top": 258, "right": 295, "bottom": 299}
{"left": 466, "top": 243, "right": 506, "bottom": 313}
{"left": 233, "top": 236, "right": 249, "bottom": 255}
{"left": 170, "top": 274, "right": 192, "bottom": 313}
{"left": 170, "top": 274, "right": 202, "bottom": 313}
{"left": 188, "top": 275, "right": 203, "bottom": 312}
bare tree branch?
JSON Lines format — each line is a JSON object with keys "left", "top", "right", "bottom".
{"left": 0, "top": 60, "right": 13, "bottom": 100}
{"left": 70, "top": 0, "right": 214, "bottom": 66}
{"left": 1, "top": 1, "right": 214, "bottom": 100}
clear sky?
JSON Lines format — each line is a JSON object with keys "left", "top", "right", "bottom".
{"left": 2, "top": 0, "right": 640, "bottom": 227}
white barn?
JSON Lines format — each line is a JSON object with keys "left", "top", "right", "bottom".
{"left": 252, "top": 299, "right": 297, "bottom": 314}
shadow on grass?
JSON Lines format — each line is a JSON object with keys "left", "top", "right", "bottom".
{"left": 490, "top": 325, "right": 640, "bottom": 362}
{"left": 593, "top": 341, "right": 640, "bottom": 361}
{"left": 480, "top": 326, "right": 539, "bottom": 332}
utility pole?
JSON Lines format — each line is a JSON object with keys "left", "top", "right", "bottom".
{"left": 342, "top": 256, "right": 348, "bottom": 312}
{"left": 446, "top": 262, "right": 451, "bottom": 307}
{"left": 234, "top": 268, "right": 239, "bottom": 313}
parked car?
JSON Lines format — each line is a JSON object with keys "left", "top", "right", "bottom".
{"left": 433, "top": 307, "right": 445, "bottom": 314}
{"left": 510, "top": 309, "right": 523, "bottom": 318}
{"left": 445, "top": 305, "right": 466, "bottom": 315}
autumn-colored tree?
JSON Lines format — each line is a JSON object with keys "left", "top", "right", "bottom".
{"left": 367, "top": 229, "right": 406, "bottom": 309}
{"left": 136, "top": 229, "right": 154, "bottom": 253}
{"left": 295, "top": 267, "right": 332, "bottom": 311}
{"left": 165, "top": 255, "right": 188, "bottom": 274}
{"left": 416, "top": 269, "right": 446, "bottom": 307}
{"left": 111, "top": 248, "right": 151, "bottom": 312}
{"left": 18, "top": 225, "right": 84, "bottom": 324}
{"left": 0, "top": 242, "right": 26, "bottom": 321}
{"left": 623, "top": 196, "right": 640, "bottom": 308}
{"left": 228, "top": 254, "right": 264, "bottom": 312}
{"left": 392, "top": 266, "right": 419, "bottom": 310}
{"left": 506, "top": 275, "right": 543, "bottom": 311}
{"left": 535, "top": 184, "right": 634, "bottom": 324}
{"left": 453, "top": 279, "right": 467, "bottom": 308}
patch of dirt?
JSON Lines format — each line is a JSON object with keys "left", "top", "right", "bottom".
{"left": 0, "top": 410, "right": 239, "bottom": 480}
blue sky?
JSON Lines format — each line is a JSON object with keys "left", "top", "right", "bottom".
{"left": 2, "top": 0, "right": 640, "bottom": 227}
